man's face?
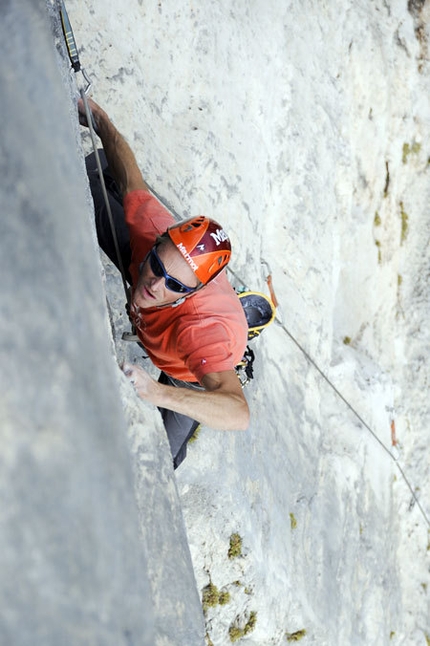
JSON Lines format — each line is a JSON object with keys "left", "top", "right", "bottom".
{"left": 132, "top": 238, "right": 200, "bottom": 309}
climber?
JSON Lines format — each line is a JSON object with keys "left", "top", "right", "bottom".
{"left": 78, "top": 98, "right": 249, "bottom": 469}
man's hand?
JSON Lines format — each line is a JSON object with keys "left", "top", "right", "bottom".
{"left": 77, "top": 97, "right": 104, "bottom": 134}
{"left": 123, "top": 363, "right": 160, "bottom": 401}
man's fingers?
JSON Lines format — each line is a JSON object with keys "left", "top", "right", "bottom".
{"left": 77, "top": 98, "right": 88, "bottom": 127}
{"left": 122, "top": 363, "right": 135, "bottom": 378}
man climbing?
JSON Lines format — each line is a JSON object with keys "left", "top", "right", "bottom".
{"left": 78, "top": 98, "right": 250, "bottom": 469}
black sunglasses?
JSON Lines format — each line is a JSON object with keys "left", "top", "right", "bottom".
{"left": 148, "top": 246, "right": 196, "bottom": 294}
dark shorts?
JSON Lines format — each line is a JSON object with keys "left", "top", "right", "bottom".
{"left": 85, "top": 150, "right": 199, "bottom": 469}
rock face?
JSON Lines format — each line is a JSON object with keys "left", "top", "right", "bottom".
{"left": 2, "top": 0, "right": 429, "bottom": 645}
{"left": 0, "top": 2, "right": 203, "bottom": 645}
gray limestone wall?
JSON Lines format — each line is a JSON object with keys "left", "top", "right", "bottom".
{"left": 0, "top": 1, "right": 203, "bottom": 644}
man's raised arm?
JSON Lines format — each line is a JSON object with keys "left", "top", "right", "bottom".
{"left": 78, "top": 97, "right": 149, "bottom": 195}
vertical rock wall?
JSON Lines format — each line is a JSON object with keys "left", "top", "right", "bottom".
{"left": 0, "top": 2, "right": 156, "bottom": 643}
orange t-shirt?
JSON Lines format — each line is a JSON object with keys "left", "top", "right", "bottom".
{"left": 124, "top": 190, "right": 248, "bottom": 383}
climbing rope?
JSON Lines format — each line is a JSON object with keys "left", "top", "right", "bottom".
{"left": 276, "top": 315, "right": 429, "bottom": 527}
{"left": 79, "top": 88, "right": 130, "bottom": 308}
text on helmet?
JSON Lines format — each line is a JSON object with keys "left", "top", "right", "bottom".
{"left": 177, "top": 242, "right": 198, "bottom": 271}
{"left": 210, "top": 228, "right": 229, "bottom": 245}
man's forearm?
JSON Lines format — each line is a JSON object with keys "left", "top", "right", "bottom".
{"left": 124, "top": 364, "right": 250, "bottom": 431}
{"left": 85, "top": 100, "right": 149, "bottom": 194}
{"left": 153, "top": 382, "right": 249, "bottom": 431}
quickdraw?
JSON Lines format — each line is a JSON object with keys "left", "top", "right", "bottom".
{"left": 59, "top": 0, "right": 92, "bottom": 94}
{"left": 235, "top": 346, "right": 255, "bottom": 388}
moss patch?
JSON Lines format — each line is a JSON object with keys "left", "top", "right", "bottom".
{"left": 375, "top": 239, "right": 382, "bottom": 263}
{"left": 228, "top": 533, "right": 243, "bottom": 559}
{"left": 188, "top": 424, "right": 201, "bottom": 444}
{"left": 202, "top": 582, "right": 231, "bottom": 613}
{"left": 402, "top": 141, "right": 421, "bottom": 164}
{"left": 202, "top": 582, "right": 220, "bottom": 612}
{"left": 229, "top": 612, "right": 257, "bottom": 642}
{"left": 286, "top": 629, "right": 307, "bottom": 641}
{"left": 373, "top": 211, "right": 382, "bottom": 262}
{"left": 400, "top": 202, "right": 409, "bottom": 244}
{"left": 218, "top": 591, "right": 231, "bottom": 605}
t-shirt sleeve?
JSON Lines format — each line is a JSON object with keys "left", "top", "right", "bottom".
{"left": 176, "top": 315, "right": 248, "bottom": 383}
{"left": 123, "top": 190, "right": 175, "bottom": 257}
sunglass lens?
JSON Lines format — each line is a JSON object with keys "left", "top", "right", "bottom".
{"left": 149, "top": 251, "right": 164, "bottom": 277}
{"left": 165, "top": 278, "right": 186, "bottom": 293}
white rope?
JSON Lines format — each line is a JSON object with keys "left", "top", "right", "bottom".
{"left": 79, "top": 89, "right": 130, "bottom": 307}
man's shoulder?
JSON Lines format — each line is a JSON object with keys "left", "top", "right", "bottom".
{"left": 124, "top": 190, "right": 175, "bottom": 231}
{"left": 181, "top": 274, "right": 248, "bottom": 331}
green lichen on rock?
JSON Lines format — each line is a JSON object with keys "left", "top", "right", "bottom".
{"left": 202, "top": 582, "right": 231, "bottom": 613}
{"left": 188, "top": 424, "right": 201, "bottom": 444}
{"left": 373, "top": 212, "right": 382, "bottom": 262}
{"left": 244, "top": 611, "right": 257, "bottom": 634}
{"left": 286, "top": 629, "right": 307, "bottom": 641}
{"left": 229, "top": 612, "right": 257, "bottom": 642}
{"left": 218, "top": 591, "right": 231, "bottom": 605}
{"left": 228, "top": 533, "right": 243, "bottom": 559}
{"left": 374, "top": 239, "right": 382, "bottom": 263}
{"left": 402, "top": 141, "right": 421, "bottom": 164}
{"left": 399, "top": 202, "right": 409, "bottom": 244}
{"left": 202, "top": 582, "right": 220, "bottom": 612}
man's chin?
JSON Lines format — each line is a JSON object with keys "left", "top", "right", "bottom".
{"left": 134, "top": 291, "right": 171, "bottom": 309}
{"left": 134, "top": 285, "right": 156, "bottom": 307}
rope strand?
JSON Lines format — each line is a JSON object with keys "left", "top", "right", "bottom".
{"left": 80, "top": 89, "right": 130, "bottom": 307}
{"left": 275, "top": 316, "right": 429, "bottom": 528}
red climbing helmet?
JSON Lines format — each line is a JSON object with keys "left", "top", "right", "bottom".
{"left": 167, "top": 216, "right": 232, "bottom": 285}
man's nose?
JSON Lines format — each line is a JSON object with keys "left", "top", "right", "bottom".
{"left": 149, "top": 275, "right": 164, "bottom": 291}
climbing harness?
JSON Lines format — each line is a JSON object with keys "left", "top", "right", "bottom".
{"left": 235, "top": 346, "right": 256, "bottom": 388}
